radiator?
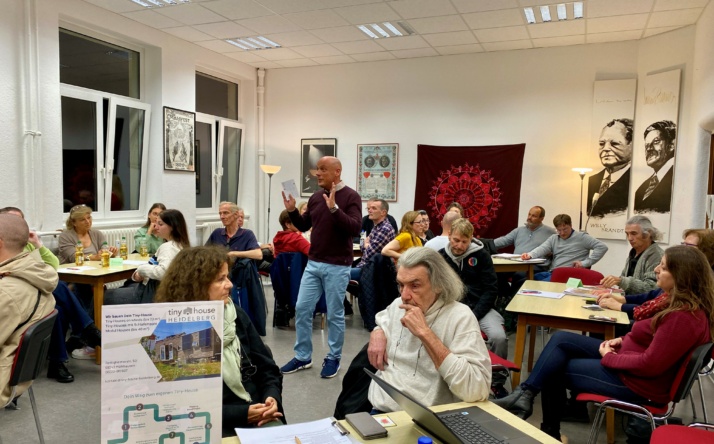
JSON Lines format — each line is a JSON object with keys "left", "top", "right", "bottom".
{"left": 199, "top": 221, "right": 225, "bottom": 245}
{"left": 101, "top": 227, "right": 141, "bottom": 253}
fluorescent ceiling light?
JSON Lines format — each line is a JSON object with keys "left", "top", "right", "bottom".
{"left": 358, "top": 25, "right": 379, "bottom": 39}
{"left": 556, "top": 4, "right": 567, "bottom": 20}
{"left": 146, "top": 0, "right": 163, "bottom": 6}
{"left": 371, "top": 24, "right": 390, "bottom": 38}
{"left": 540, "top": 5, "right": 552, "bottom": 22}
{"left": 131, "top": 0, "right": 153, "bottom": 6}
{"left": 383, "top": 22, "right": 402, "bottom": 36}
{"left": 131, "top": 0, "right": 189, "bottom": 7}
{"left": 573, "top": 2, "right": 584, "bottom": 19}
{"left": 225, "top": 37, "right": 281, "bottom": 51}
{"left": 523, "top": 7, "right": 536, "bottom": 24}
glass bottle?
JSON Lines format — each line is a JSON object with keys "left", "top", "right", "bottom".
{"left": 74, "top": 242, "right": 84, "bottom": 266}
{"left": 101, "top": 242, "right": 111, "bottom": 268}
{"left": 119, "top": 236, "right": 128, "bottom": 260}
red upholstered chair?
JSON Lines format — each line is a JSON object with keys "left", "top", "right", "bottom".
{"left": 650, "top": 423, "right": 714, "bottom": 444}
{"left": 481, "top": 331, "right": 520, "bottom": 390}
{"left": 576, "top": 343, "right": 714, "bottom": 444}
{"left": 550, "top": 267, "right": 604, "bottom": 285}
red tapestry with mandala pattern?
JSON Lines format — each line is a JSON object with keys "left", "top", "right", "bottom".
{"left": 415, "top": 144, "right": 526, "bottom": 239}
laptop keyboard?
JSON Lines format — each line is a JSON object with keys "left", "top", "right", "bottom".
{"left": 440, "top": 413, "right": 504, "bottom": 444}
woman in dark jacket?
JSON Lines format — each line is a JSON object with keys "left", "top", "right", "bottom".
{"left": 156, "top": 246, "right": 285, "bottom": 436}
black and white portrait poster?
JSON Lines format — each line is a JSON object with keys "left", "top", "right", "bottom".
{"left": 300, "top": 138, "right": 336, "bottom": 196}
{"left": 163, "top": 107, "right": 195, "bottom": 172}
{"left": 585, "top": 79, "right": 637, "bottom": 239}
{"left": 630, "top": 69, "right": 680, "bottom": 243}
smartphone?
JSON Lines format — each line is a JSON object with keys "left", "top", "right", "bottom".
{"left": 585, "top": 298, "right": 598, "bottom": 304}
{"left": 589, "top": 314, "right": 617, "bottom": 323}
{"left": 583, "top": 304, "right": 604, "bottom": 311}
{"left": 345, "top": 412, "right": 388, "bottom": 440}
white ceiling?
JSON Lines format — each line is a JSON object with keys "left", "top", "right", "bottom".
{"left": 83, "top": 0, "right": 711, "bottom": 69}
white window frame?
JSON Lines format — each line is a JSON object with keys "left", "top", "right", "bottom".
{"left": 60, "top": 84, "right": 151, "bottom": 221}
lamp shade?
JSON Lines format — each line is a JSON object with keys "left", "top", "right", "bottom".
{"left": 260, "top": 164, "right": 281, "bottom": 175}
{"left": 571, "top": 167, "right": 593, "bottom": 176}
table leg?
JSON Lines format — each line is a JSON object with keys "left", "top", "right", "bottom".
{"left": 527, "top": 264, "right": 534, "bottom": 280}
{"left": 512, "top": 316, "right": 527, "bottom": 387}
{"left": 93, "top": 280, "right": 105, "bottom": 365}
{"left": 528, "top": 326, "right": 537, "bottom": 372}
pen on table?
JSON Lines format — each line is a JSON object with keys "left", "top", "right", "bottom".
{"left": 294, "top": 436, "right": 302, "bottom": 444}
{"left": 67, "top": 267, "right": 80, "bottom": 270}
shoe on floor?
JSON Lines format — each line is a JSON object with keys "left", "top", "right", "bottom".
{"left": 320, "top": 358, "right": 340, "bottom": 378}
{"left": 81, "top": 323, "right": 101, "bottom": 349}
{"left": 71, "top": 346, "right": 96, "bottom": 360}
{"left": 280, "top": 358, "right": 312, "bottom": 374}
{"left": 65, "top": 336, "right": 84, "bottom": 354}
{"left": 47, "top": 361, "right": 74, "bottom": 383}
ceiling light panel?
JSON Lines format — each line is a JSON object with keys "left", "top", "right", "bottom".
{"left": 357, "top": 21, "right": 413, "bottom": 38}
{"left": 225, "top": 36, "right": 281, "bottom": 51}
{"left": 525, "top": 2, "right": 585, "bottom": 25}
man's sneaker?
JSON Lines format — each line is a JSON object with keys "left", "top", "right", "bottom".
{"left": 71, "top": 346, "right": 96, "bottom": 360}
{"left": 280, "top": 358, "right": 312, "bottom": 374}
{"left": 320, "top": 358, "right": 340, "bottom": 378}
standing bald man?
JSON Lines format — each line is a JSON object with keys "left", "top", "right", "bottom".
{"left": 280, "top": 156, "right": 362, "bottom": 379}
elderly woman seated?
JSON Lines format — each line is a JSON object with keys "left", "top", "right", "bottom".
{"left": 367, "top": 247, "right": 491, "bottom": 412}
{"left": 155, "top": 247, "right": 285, "bottom": 436}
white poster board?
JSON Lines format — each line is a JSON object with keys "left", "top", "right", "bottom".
{"left": 584, "top": 79, "right": 637, "bottom": 239}
{"left": 101, "top": 301, "right": 223, "bottom": 444}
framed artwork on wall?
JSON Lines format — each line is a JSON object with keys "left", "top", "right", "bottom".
{"left": 300, "top": 138, "right": 337, "bottom": 196}
{"left": 357, "top": 143, "right": 398, "bottom": 201}
{"left": 163, "top": 106, "right": 195, "bottom": 172}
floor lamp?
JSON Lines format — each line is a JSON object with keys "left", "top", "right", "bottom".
{"left": 260, "top": 165, "right": 281, "bottom": 244}
{"left": 572, "top": 167, "right": 592, "bottom": 231}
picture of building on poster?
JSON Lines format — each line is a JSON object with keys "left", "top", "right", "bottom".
{"left": 102, "top": 301, "right": 223, "bottom": 444}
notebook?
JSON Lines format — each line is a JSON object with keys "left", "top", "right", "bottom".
{"left": 365, "top": 369, "right": 541, "bottom": 444}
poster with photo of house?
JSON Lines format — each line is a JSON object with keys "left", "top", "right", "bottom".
{"left": 357, "top": 143, "right": 398, "bottom": 201}
{"left": 101, "top": 301, "right": 223, "bottom": 444}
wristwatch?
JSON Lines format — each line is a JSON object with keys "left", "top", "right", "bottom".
{"left": 330, "top": 203, "right": 339, "bottom": 213}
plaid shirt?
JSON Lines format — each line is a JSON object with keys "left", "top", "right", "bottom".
{"left": 357, "top": 218, "right": 395, "bottom": 268}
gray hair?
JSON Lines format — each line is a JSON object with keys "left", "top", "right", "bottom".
{"left": 626, "top": 215, "right": 662, "bottom": 241}
{"left": 398, "top": 247, "right": 465, "bottom": 304}
{"left": 219, "top": 201, "right": 241, "bottom": 214}
{"left": 367, "top": 197, "right": 389, "bottom": 212}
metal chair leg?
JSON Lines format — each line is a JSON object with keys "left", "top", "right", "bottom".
{"left": 28, "top": 387, "right": 45, "bottom": 444}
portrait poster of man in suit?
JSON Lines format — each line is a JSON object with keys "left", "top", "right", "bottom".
{"left": 587, "top": 118, "right": 633, "bottom": 218}
{"left": 633, "top": 120, "right": 676, "bottom": 214}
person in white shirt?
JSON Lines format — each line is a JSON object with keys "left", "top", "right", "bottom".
{"left": 424, "top": 211, "right": 461, "bottom": 252}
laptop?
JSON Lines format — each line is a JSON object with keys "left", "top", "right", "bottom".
{"left": 365, "top": 369, "right": 541, "bottom": 444}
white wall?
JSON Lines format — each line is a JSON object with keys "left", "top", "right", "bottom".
{"left": 0, "top": 0, "right": 259, "bottom": 244}
{"left": 264, "top": 28, "right": 698, "bottom": 277}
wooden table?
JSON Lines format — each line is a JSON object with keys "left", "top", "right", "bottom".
{"left": 57, "top": 254, "right": 143, "bottom": 364}
{"left": 507, "top": 280, "right": 630, "bottom": 444}
{"left": 492, "top": 257, "right": 539, "bottom": 280}
{"left": 221, "top": 400, "right": 560, "bottom": 443}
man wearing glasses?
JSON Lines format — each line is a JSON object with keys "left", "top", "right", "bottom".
{"left": 634, "top": 120, "right": 676, "bottom": 214}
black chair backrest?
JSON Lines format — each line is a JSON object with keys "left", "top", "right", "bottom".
{"left": 672, "top": 342, "right": 714, "bottom": 403}
{"left": 9, "top": 310, "right": 58, "bottom": 386}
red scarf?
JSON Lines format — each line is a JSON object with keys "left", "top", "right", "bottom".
{"left": 633, "top": 292, "right": 670, "bottom": 321}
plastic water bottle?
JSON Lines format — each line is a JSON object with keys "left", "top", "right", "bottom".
{"left": 101, "top": 242, "right": 111, "bottom": 267}
{"left": 119, "top": 236, "right": 128, "bottom": 259}
{"left": 360, "top": 230, "right": 366, "bottom": 249}
{"left": 74, "top": 242, "right": 84, "bottom": 266}
{"left": 417, "top": 436, "right": 433, "bottom": 444}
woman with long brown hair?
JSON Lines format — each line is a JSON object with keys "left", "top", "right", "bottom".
{"left": 156, "top": 247, "right": 285, "bottom": 437}
{"left": 381, "top": 210, "right": 425, "bottom": 260}
{"left": 494, "top": 245, "right": 714, "bottom": 440}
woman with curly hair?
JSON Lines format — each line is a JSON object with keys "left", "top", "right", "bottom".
{"left": 156, "top": 246, "right": 285, "bottom": 436}
{"left": 381, "top": 210, "right": 425, "bottom": 260}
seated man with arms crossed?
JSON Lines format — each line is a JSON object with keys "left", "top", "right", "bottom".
{"left": 1, "top": 213, "right": 57, "bottom": 406}
{"left": 205, "top": 202, "right": 262, "bottom": 260}
{"left": 367, "top": 248, "right": 491, "bottom": 412}
{"left": 522, "top": 214, "right": 608, "bottom": 281}
{"left": 351, "top": 198, "right": 395, "bottom": 281}
{"left": 599, "top": 216, "right": 663, "bottom": 295}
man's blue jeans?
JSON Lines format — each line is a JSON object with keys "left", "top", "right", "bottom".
{"left": 294, "top": 260, "right": 350, "bottom": 362}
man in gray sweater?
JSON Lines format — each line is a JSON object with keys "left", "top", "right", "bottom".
{"left": 521, "top": 214, "right": 608, "bottom": 281}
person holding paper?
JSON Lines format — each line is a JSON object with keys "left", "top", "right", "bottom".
{"left": 156, "top": 247, "right": 285, "bottom": 436}
{"left": 494, "top": 245, "right": 714, "bottom": 441}
{"left": 367, "top": 247, "right": 491, "bottom": 412}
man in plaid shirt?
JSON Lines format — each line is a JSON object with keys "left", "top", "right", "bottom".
{"left": 351, "top": 198, "right": 395, "bottom": 281}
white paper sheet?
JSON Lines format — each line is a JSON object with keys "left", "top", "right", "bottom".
{"left": 282, "top": 179, "right": 299, "bottom": 201}
{"left": 236, "top": 417, "right": 354, "bottom": 444}
{"left": 517, "top": 289, "right": 564, "bottom": 299}
{"left": 58, "top": 266, "right": 96, "bottom": 273}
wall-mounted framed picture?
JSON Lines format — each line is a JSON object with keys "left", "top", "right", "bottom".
{"left": 163, "top": 106, "right": 195, "bottom": 172}
{"left": 357, "top": 143, "right": 398, "bottom": 201}
{"left": 300, "top": 138, "right": 337, "bottom": 196}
